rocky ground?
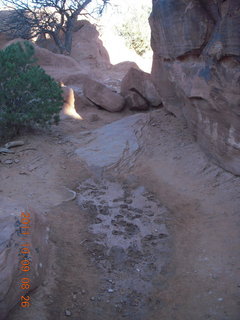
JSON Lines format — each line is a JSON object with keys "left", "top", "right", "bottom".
{"left": 1, "top": 1, "right": 240, "bottom": 318}
{"left": 1, "top": 103, "right": 239, "bottom": 320}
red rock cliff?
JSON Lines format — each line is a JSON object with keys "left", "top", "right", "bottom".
{"left": 150, "top": 0, "right": 240, "bottom": 175}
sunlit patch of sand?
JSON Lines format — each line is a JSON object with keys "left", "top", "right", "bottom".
{"left": 61, "top": 86, "right": 83, "bottom": 120}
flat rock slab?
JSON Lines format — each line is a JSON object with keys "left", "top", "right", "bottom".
{"left": 75, "top": 114, "right": 147, "bottom": 169}
{"left": 77, "top": 178, "right": 171, "bottom": 318}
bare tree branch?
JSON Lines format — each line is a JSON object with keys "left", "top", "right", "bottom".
{"left": 0, "top": 0, "right": 109, "bottom": 54}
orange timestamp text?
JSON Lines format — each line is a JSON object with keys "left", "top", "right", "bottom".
{"left": 19, "top": 211, "right": 32, "bottom": 308}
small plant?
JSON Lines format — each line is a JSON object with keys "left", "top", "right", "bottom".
{"left": 0, "top": 41, "right": 64, "bottom": 139}
{"left": 115, "top": 3, "right": 152, "bottom": 56}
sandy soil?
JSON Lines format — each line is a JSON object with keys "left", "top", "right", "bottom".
{"left": 1, "top": 105, "right": 240, "bottom": 320}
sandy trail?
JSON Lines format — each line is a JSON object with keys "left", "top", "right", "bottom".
{"left": 2, "top": 107, "right": 240, "bottom": 320}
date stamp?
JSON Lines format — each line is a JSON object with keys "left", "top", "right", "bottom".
{"left": 19, "top": 211, "right": 31, "bottom": 308}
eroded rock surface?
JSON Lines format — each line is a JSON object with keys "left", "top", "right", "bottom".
{"left": 150, "top": 0, "right": 240, "bottom": 175}
{"left": 75, "top": 114, "right": 147, "bottom": 169}
{"left": 77, "top": 178, "right": 171, "bottom": 319}
{"left": 121, "top": 68, "right": 162, "bottom": 110}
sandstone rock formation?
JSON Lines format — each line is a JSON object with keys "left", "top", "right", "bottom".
{"left": 125, "top": 91, "right": 149, "bottom": 111}
{"left": 0, "top": 203, "right": 48, "bottom": 319}
{"left": 71, "top": 20, "right": 111, "bottom": 70}
{"left": 75, "top": 113, "right": 147, "bottom": 170}
{"left": 121, "top": 67, "right": 162, "bottom": 110}
{"left": 35, "top": 20, "right": 111, "bottom": 73}
{"left": 150, "top": 0, "right": 240, "bottom": 175}
{"left": 83, "top": 78, "right": 125, "bottom": 112}
{"left": 0, "top": 10, "right": 20, "bottom": 49}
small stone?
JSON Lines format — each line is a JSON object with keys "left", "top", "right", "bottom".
{"left": 158, "top": 224, "right": 169, "bottom": 238}
{"left": 108, "top": 289, "right": 114, "bottom": 293}
{"left": 72, "top": 294, "right": 77, "bottom": 301}
{"left": 65, "top": 309, "right": 72, "bottom": 316}
{"left": 90, "top": 296, "right": 95, "bottom": 301}
{"left": 5, "top": 159, "right": 13, "bottom": 164}
{"left": 14, "top": 159, "right": 20, "bottom": 163}
{"left": 0, "top": 147, "right": 14, "bottom": 154}
{"left": 19, "top": 171, "right": 28, "bottom": 175}
{"left": 81, "top": 289, "right": 86, "bottom": 294}
{"left": 5, "top": 140, "right": 24, "bottom": 148}
{"left": 89, "top": 114, "right": 100, "bottom": 122}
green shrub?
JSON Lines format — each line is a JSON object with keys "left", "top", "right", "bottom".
{"left": 0, "top": 41, "right": 63, "bottom": 139}
{"left": 115, "top": 3, "right": 152, "bottom": 56}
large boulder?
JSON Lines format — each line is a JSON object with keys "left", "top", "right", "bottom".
{"left": 125, "top": 91, "right": 149, "bottom": 111}
{"left": 71, "top": 20, "right": 111, "bottom": 70}
{"left": 0, "top": 33, "right": 9, "bottom": 49}
{"left": 83, "top": 78, "right": 125, "bottom": 112}
{"left": 121, "top": 68, "right": 162, "bottom": 108}
{"left": 0, "top": 201, "right": 48, "bottom": 319}
{"left": 35, "top": 20, "right": 111, "bottom": 73}
{"left": 75, "top": 113, "right": 147, "bottom": 169}
{"left": 0, "top": 9, "right": 31, "bottom": 49}
{"left": 150, "top": 0, "right": 240, "bottom": 175}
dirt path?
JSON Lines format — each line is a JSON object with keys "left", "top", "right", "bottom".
{"left": 3, "top": 108, "right": 240, "bottom": 320}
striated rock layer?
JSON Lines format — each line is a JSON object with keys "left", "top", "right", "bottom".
{"left": 150, "top": 0, "right": 240, "bottom": 175}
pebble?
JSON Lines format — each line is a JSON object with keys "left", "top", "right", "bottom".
{"left": 89, "top": 114, "right": 100, "bottom": 122}
{"left": 5, "top": 159, "right": 13, "bottom": 164}
{"left": 0, "top": 147, "right": 14, "bottom": 153}
{"left": 108, "top": 289, "right": 114, "bottom": 293}
{"left": 65, "top": 309, "right": 72, "bottom": 316}
{"left": 5, "top": 140, "right": 24, "bottom": 148}
{"left": 19, "top": 171, "right": 28, "bottom": 175}
{"left": 14, "top": 159, "right": 20, "bottom": 163}
{"left": 72, "top": 294, "right": 77, "bottom": 301}
{"left": 158, "top": 224, "right": 169, "bottom": 237}
{"left": 90, "top": 296, "right": 95, "bottom": 301}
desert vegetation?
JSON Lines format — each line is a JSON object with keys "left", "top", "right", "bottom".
{"left": 115, "top": 1, "right": 151, "bottom": 56}
{"left": 0, "top": 0, "right": 109, "bottom": 54}
{"left": 0, "top": 41, "right": 63, "bottom": 138}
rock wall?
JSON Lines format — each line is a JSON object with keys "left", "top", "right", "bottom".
{"left": 150, "top": 0, "right": 240, "bottom": 175}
